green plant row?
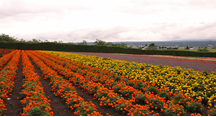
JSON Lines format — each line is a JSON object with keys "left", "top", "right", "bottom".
{"left": 0, "top": 42, "right": 215, "bottom": 57}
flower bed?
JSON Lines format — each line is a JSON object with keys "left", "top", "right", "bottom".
{"left": 0, "top": 50, "right": 20, "bottom": 115}
{"left": 34, "top": 50, "right": 210, "bottom": 115}
{"left": 20, "top": 51, "right": 53, "bottom": 116}
{"left": 0, "top": 50, "right": 16, "bottom": 70}
{"left": 26, "top": 51, "right": 102, "bottom": 116}
{"left": 0, "top": 48, "right": 15, "bottom": 57}
{"left": 41, "top": 50, "right": 216, "bottom": 115}
{"left": 30, "top": 51, "right": 159, "bottom": 115}
{"left": 69, "top": 52, "right": 216, "bottom": 72}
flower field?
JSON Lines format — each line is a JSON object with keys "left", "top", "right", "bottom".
{"left": 0, "top": 49, "right": 215, "bottom": 116}
{"left": 69, "top": 52, "right": 216, "bottom": 73}
{"left": 0, "top": 49, "right": 15, "bottom": 57}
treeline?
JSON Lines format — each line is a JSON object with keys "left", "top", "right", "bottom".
{"left": 1, "top": 42, "right": 216, "bottom": 57}
{"left": 0, "top": 34, "right": 128, "bottom": 48}
{"left": 1, "top": 33, "right": 216, "bottom": 57}
{"left": 0, "top": 33, "right": 65, "bottom": 43}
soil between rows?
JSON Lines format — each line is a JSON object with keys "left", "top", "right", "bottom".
{"left": 2, "top": 56, "right": 23, "bottom": 116}
{"left": 29, "top": 57, "right": 76, "bottom": 116}
{"left": 1, "top": 53, "right": 210, "bottom": 116}
{"left": 2, "top": 55, "right": 126, "bottom": 116}
{"left": 28, "top": 57, "right": 126, "bottom": 116}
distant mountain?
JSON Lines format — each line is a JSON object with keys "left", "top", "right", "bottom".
{"left": 113, "top": 41, "right": 216, "bottom": 47}
{"left": 74, "top": 40, "right": 216, "bottom": 47}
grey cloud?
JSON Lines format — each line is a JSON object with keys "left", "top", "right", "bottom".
{"left": 15, "top": 21, "right": 216, "bottom": 43}
{"left": 18, "top": 27, "right": 131, "bottom": 42}
{"left": 159, "top": 21, "right": 216, "bottom": 40}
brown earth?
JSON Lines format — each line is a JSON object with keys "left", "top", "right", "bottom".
{"left": 1, "top": 56, "right": 126, "bottom": 116}
{"left": 1, "top": 53, "right": 210, "bottom": 116}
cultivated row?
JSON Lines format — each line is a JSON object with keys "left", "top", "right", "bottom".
{"left": 0, "top": 50, "right": 20, "bottom": 115}
{"left": 33, "top": 51, "right": 205, "bottom": 115}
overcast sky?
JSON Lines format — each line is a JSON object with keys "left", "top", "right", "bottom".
{"left": 1, "top": 0, "right": 216, "bottom": 42}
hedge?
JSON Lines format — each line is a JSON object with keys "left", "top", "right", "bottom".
{"left": 0, "top": 42, "right": 215, "bottom": 57}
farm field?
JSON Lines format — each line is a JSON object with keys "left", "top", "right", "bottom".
{"left": 0, "top": 48, "right": 15, "bottom": 57}
{"left": 69, "top": 52, "right": 216, "bottom": 73}
{"left": 0, "top": 49, "right": 216, "bottom": 116}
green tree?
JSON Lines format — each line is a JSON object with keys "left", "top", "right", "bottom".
{"left": 197, "top": 47, "right": 208, "bottom": 52}
{"left": 146, "top": 43, "right": 157, "bottom": 50}
{"left": 27, "top": 38, "right": 42, "bottom": 43}
{"left": 106, "top": 42, "right": 115, "bottom": 46}
{"left": 94, "top": 39, "right": 106, "bottom": 46}
{"left": 78, "top": 40, "right": 87, "bottom": 45}
{"left": 118, "top": 43, "right": 127, "bottom": 48}
{"left": 0, "top": 33, "right": 18, "bottom": 43}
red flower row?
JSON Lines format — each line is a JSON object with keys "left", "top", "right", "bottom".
{"left": 35, "top": 51, "right": 205, "bottom": 115}
{"left": 26, "top": 51, "right": 102, "bottom": 116}
{"left": 0, "top": 50, "right": 20, "bottom": 115}
{"left": 20, "top": 51, "right": 53, "bottom": 116}
{"left": 0, "top": 50, "right": 16, "bottom": 70}
{"left": 0, "top": 48, "right": 15, "bottom": 57}
{"left": 30, "top": 51, "right": 159, "bottom": 116}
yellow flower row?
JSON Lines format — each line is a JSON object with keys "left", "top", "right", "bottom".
{"left": 40, "top": 51, "right": 216, "bottom": 107}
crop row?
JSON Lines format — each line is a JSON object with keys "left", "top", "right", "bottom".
{"left": 32, "top": 51, "right": 208, "bottom": 115}
{"left": 0, "top": 50, "right": 20, "bottom": 115}
{"left": 25, "top": 51, "right": 102, "bottom": 116}
{"left": 0, "top": 48, "right": 15, "bottom": 57}
{"left": 42, "top": 51, "right": 216, "bottom": 108}
{"left": 0, "top": 50, "right": 16, "bottom": 70}
{"left": 29, "top": 51, "right": 155, "bottom": 116}
{"left": 20, "top": 51, "right": 53, "bottom": 116}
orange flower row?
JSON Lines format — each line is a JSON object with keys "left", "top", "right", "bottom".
{"left": 26, "top": 51, "right": 102, "bottom": 116}
{"left": 35, "top": 51, "right": 169, "bottom": 98}
{"left": 0, "top": 98, "right": 6, "bottom": 115}
{"left": 0, "top": 50, "right": 16, "bottom": 70}
{"left": 35, "top": 50, "right": 207, "bottom": 115}
{"left": 20, "top": 51, "right": 53, "bottom": 116}
{"left": 0, "top": 50, "right": 20, "bottom": 115}
{"left": 32, "top": 51, "right": 177, "bottom": 112}
{"left": 29, "top": 51, "right": 156, "bottom": 116}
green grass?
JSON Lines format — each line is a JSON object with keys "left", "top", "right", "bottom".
{"left": 177, "top": 48, "right": 216, "bottom": 52}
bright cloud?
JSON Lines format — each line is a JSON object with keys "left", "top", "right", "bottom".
{"left": 0, "top": 0, "right": 216, "bottom": 42}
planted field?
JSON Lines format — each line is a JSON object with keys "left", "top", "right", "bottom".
{"left": 0, "top": 49, "right": 15, "bottom": 57}
{"left": 0, "top": 50, "right": 215, "bottom": 116}
{"left": 69, "top": 52, "right": 216, "bottom": 73}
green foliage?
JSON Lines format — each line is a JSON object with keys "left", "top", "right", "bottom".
{"left": 77, "top": 40, "right": 87, "bottom": 45}
{"left": 208, "top": 107, "right": 216, "bottom": 116}
{"left": 197, "top": 47, "right": 208, "bottom": 52}
{"left": 158, "top": 90, "right": 171, "bottom": 100}
{"left": 0, "top": 33, "right": 18, "bottom": 43}
{"left": 145, "top": 46, "right": 157, "bottom": 50}
{"left": 164, "top": 102, "right": 186, "bottom": 116}
{"left": 0, "top": 42, "right": 216, "bottom": 57}
{"left": 93, "top": 39, "right": 128, "bottom": 48}
{"left": 26, "top": 106, "right": 49, "bottom": 116}
{"left": 94, "top": 39, "right": 106, "bottom": 46}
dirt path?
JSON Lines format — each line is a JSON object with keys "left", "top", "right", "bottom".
{"left": 29, "top": 57, "right": 76, "bottom": 116}
{"left": 3, "top": 56, "right": 23, "bottom": 116}
{"left": 69, "top": 80, "right": 126, "bottom": 116}
{"left": 30, "top": 53, "right": 126, "bottom": 116}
